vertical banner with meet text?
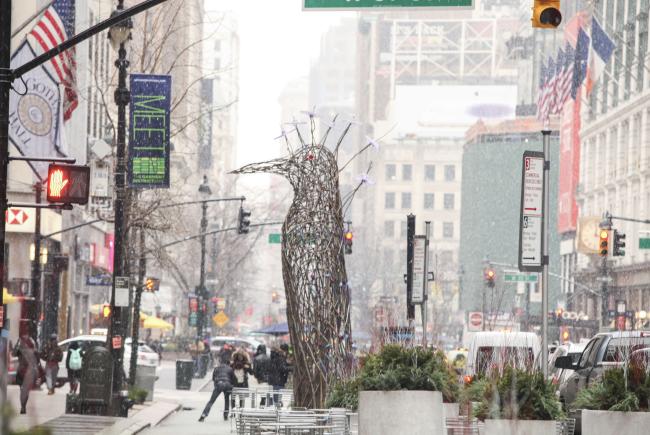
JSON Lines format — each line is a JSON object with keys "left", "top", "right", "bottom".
{"left": 129, "top": 74, "right": 171, "bottom": 188}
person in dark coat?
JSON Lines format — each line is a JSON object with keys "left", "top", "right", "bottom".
{"left": 13, "top": 333, "right": 38, "bottom": 414}
{"left": 199, "top": 359, "right": 236, "bottom": 422}
{"left": 267, "top": 348, "right": 289, "bottom": 406}
{"left": 253, "top": 344, "right": 270, "bottom": 384}
{"left": 40, "top": 334, "right": 63, "bottom": 394}
{"left": 66, "top": 341, "right": 84, "bottom": 394}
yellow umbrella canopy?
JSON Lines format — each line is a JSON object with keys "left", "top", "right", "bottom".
{"left": 3, "top": 288, "right": 22, "bottom": 304}
{"left": 142, "top": 316, "right": 173, "bottom": 330}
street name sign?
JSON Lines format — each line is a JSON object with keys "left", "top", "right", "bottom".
{"left": 304, "top": 0, "right": 473, "bottom": 10}
{"left": 114, "top": 276, "right": 130, "bottom": 307}
{"left": 504, "top": 273, "right": 538, "bottom": 283}
{"left": 518, "top": 151, "right": 545, "bottom": 272}
{"left": 269, "top": 233, "right": 282, "bottom": 244}
{"left": 640, "top": 237, "right": 650, "bottom": 249}
{"left": 411, "top": 235, "right": 427, "bottom": 304}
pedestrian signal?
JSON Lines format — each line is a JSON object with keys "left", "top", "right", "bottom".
{"left": 46, "top": 164, "right": 90, "bottom": 205}
{"left": 144, "top": 277, "right": 160, "bottom": 292}
{"left": 532, "top": 0, "right": 562, "bottom": 28}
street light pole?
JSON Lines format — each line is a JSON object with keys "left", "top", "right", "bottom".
{"left": 107, "top": 0, "right": 132, "bottom": 414}
{"left": 31, "top": 181, "right": 43, "bottom": 343}
{"left": 197, "top": 175, "right": 211, "bottom": 339}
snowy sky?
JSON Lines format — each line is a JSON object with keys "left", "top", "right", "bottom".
{"left": 210, "top": 1, "right": 354, "bottom": 166}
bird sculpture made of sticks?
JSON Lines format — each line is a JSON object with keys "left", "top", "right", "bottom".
{"left": 231, "top": 114, "right": 374, "bottom": 408}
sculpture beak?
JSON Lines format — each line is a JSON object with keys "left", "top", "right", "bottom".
{"left": 230, "top": 157, "right": 290, "bottom": 176}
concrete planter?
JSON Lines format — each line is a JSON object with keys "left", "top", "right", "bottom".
{"left": 483, "top": 419, "right": 557, "bottom": 435}
{"left": 582, "top": 410, "right": 650, "bottom": 435}
{"left": 443, "top": 402, "right": 459, "bottom": 421}
{"left": 359, "top": 390, "right": 444, "bottom": 435}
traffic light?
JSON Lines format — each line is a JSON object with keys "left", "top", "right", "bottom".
{"left": 531, "top": 0, "right": 562, "bottom": 28}
{"left": 102, "top": 304, "right": 111, "bottom": 318}
{"left": 46, "top": 164, "right": 90, "bottom": 205}
{"left": 238, "top": 207, "right": 251, "bottom": 234}
{"left": 613, "top": 230, "right": 626, "bottom": 257}
{"left": 599, "top": 229, "right": 610, "bottom": 257}
{"left": 344, "top": 231, "right": 353, "bottom": 255}
{"left": 144, "top": 277, "right": 160, "bottom": 292}
{"left": 484, "top": 268, "right": 496, "bottom": 288}
{"left": 560, "top": 326, "right": 570, "bottom": 343}
{"left": 271, "top": 291, "right": 279, "bottom": 303}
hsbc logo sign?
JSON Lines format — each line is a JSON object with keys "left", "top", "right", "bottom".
{"left": 5, "top": 208, "right": 29, "bottom": 225}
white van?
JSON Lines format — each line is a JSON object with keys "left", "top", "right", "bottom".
{"left": 465, "top": 331, "right": 542, "bottom": 381}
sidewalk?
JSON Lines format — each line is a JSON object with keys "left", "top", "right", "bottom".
{"left": 4, "top": 361, "right": 210, "bottom": 434}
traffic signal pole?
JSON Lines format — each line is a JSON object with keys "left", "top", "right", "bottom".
{"left": 128, "top": 226, "right": 146, "bottom": 386}
{"left": 30, "top": 182, "right": 42, "bottom": 342}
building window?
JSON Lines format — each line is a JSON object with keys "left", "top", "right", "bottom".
{"left": 384, "top": 221, "right": 394, "bottom": 238}
{"left": 424, "top": 193, "right": 435, "bottom": 209}
{"left": 425, "top": 165, "right": 435, "bottom": 181}
{"left": 444, "top": 193, "right": 455, "bottom": 210}
{"left": 444, "top": 165, "right": 456, "bottom": 181}
{"left": 385, "top": 192, "right": 395, "bottom": 209}
{"left": 401, "top": 192, "right": 412, "bottom": 209}
{"left": 385, "top": 164, "right": 396, "bottom": 181}
{"left": 402, "top": 164, "right": 412, "bottom": 181}
{"left": 443, "top": 222, "right": 454, "bottom": 238}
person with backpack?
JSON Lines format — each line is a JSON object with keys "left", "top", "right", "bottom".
{"left": 40, "top": 334, "right": 63, "bottom": 395}
{"left": 66, "top": 342, "right": 83, "bottom": 394}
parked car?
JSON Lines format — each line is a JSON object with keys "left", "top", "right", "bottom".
{"left": 548, "top": 342, "right": 587, "bottom": 392}
{"left": 57, "top": 335, "right": 158, "bottom": 382}
{"left": 464, "top": 331, "right": 541, "bottom": 382}
{"left": 209, "top": 336, "right": 264, "bottom": 361}
{"left": 555, "top": 331, "right": 650, "bottom": 408}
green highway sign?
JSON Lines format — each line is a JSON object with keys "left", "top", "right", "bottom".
{"left": 304, "top": 0, "right": 473, "bottom": 10}
{"left": 504, "top": 273, "right": 538, "bottom": 283}
{"left": 269, "top": 233, "right": 282, "bottom": 244}
{"left": 640, "top": 238, "right": 650, "bottom": 249}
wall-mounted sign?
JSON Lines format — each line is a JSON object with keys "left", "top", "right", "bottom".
{"left": 129, "top": 74, "right": 171, "bottom": 188}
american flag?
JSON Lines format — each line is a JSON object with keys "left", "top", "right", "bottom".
{"left": 550, "top": 48, "right": 564, "bottom": 115}
{"left": 546, "top": 56, "right": 558, "bottom": 117}
{"left": 571, "top": 28, "right": 590, "bottom": 100}
{"left": 28, "top": 0, "right": 78, "bottom": 121}
{"left": 536, "top": 59, "right": 547, "bottom": 121}
{"left": 557, "top": 42, "right": 574, "bottom": 108}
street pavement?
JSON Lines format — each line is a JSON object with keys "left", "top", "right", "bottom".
{"left": 5, "top": 358, "right": 211, "bottom": 434}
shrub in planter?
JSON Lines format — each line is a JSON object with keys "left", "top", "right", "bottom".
{"left": 325, "top": 377, "right": 360, "bottom": 411}
{"left": 475, "top": 367, "right": 565, "bottom": 421}
{"left": 573, "top": 367, "right": 650, "bottom": 412}
{"left": 128, "top": 386, "right": 149, "bottom": 405}
{"left": 325, "top": 344, "right": 460, "bottom": 410}
{"left": 358, "top": 344, "right": 459, "bottom": 402}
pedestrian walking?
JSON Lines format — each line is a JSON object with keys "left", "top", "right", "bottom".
{"left": 267, "top": 347, "right": 290, "bottom": 407}
{"left": 230, "top": 347, "right": 253, "bottom": 408}
{"left": 66, "top": 341, "right": 83, "bottom": 394}
{"left": 40, "top": 334, "right": 63, "bottom": 394}
{"left": 198, "top": 359, "right": 236, "bottom": 422}
{"left": 12, "top": 333, "right": 39, "bottom": 414}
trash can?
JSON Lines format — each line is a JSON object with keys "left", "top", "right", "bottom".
{"left": 176, "top": 360, "right": 193, "bottom": 390}
{"left": 135, "top": 365, "right": 157, "bottom": 401}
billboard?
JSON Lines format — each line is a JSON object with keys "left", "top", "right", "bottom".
{"left": 129, "top": 74, "right": 172, "bottom": 188}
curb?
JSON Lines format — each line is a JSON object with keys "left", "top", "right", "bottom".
{"left": 197, "top": 376, "right": 212, "bottom": 392}
{"left": 98, "top": 401, "right": 181, "bottom": 435}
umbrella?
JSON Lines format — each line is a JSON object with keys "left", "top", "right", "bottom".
{"left": 142, "top": 316, "right": 173, "bottom": 330}
{"left": 253, "top": 322, "right": 289, "bottom": 336}
{"left": 3, "top": 288, "right": 22, "bottom": 304}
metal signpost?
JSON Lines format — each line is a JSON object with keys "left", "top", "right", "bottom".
{"left": 304, "top": 0, "right": 474, "bottom": 10}
{"left": 518, "top": 141, "right": 549, "bottom": 377}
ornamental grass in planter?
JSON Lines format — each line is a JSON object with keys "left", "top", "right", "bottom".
{"left": 475, "top": 367, "right": 565, "bottom": 435}
{"left": 572, "top": 367, "right": 650, "bottom": 435}
{"left": 328, "top": 345, "right": 459, "bottom": 435}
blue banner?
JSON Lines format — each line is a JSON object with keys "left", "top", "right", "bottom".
{"left": 129, "top": 74, "right": 171, "bottom": 188}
